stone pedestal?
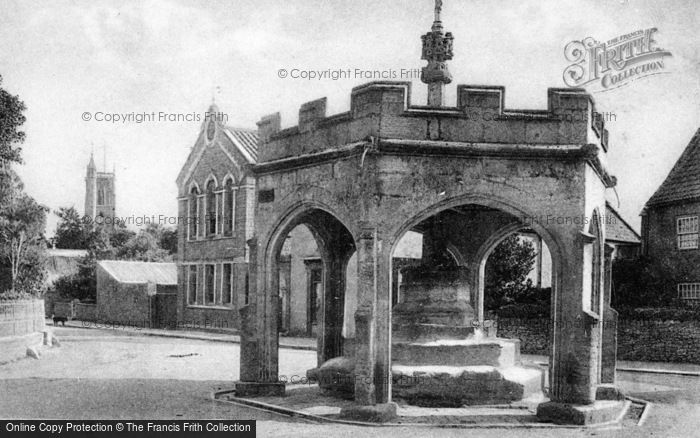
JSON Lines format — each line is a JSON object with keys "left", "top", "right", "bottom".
{"left": 390, "top": 265, "right": 542, "bottom": 406}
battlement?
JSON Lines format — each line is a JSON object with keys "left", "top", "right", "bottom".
{"left": 257, "top": 81, "right": 610, "bottom": 163}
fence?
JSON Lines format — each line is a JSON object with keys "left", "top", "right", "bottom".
{"left": 0, "top": 299, "right": 45, "bottom": 337}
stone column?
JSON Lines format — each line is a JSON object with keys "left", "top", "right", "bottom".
{"left": 353, "top": 224, "right": 378, "bottom": 405}
{"left": 235, "top": 236, "right": 284, "bottom": 396}
{"left": 600, "top": 244, "right": 617, "bottom": 384}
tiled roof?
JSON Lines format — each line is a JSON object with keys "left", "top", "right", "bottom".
{"left": 605, "top": 203, "right": 641, "bottom": 244}
{"left": 224, "top": 126, "right": 258, "bottom": 162}
{"left": 647, "top": 128, "right": 700, "bottom": 207}
{"left": 98, "top": 260, "right": 177, "bottom": 285}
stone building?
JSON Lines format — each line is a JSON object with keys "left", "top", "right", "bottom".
{"left": 236, "top": 2, "right": 629, "bottom": 424}
{"left": 84, "top": 153, "right": 116, "bottom": 229}
{"left": 641, "top": 127, "right": 700, "bottom": 302}
{"left": 175, "top": 107, "right": 258, "bottom": 330}
{"left": 96, "top": 260, "right": 177, "bottom": 327}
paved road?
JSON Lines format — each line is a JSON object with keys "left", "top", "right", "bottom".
{"left": 1, "top": 327, "right": 699, "bottom": 437}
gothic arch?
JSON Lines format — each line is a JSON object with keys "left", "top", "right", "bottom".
{"left": 262, "top": 201, "right": 357, "bottom": 366}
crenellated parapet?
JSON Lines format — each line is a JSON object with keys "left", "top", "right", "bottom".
{"left": 256, "top": 81, "right": 611, "bottom": 167}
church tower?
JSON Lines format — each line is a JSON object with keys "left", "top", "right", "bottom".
{"left": 84, "top": 153, "right": 116, "bottom": 229}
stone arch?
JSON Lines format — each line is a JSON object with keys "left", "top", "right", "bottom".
{"left": 204, "top": 173, "right": 219, "bottom": 189}
{"left": 474, "top": 222, "right": 527, "bottom": 322}
{"left": 262, "top": 201, "right": 357, "bottom": 366}
{"left": 387, "top": 193, "right": 565, "bottom": 391}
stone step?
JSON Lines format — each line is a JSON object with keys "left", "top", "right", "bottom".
{"left": 391, "top": 364, "right": 543, "bottom": 407}
{"left": 392, "top": 339, "right": 519, "bottom": 367}
{"left": 392, "top": 323, "right": 478, "bottom": 342}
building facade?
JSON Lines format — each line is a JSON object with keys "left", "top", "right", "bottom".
{"left": 175, "top": 105, "right": 258, "bottom": 330}
{"left": 642, "top": 128, "right": 700, "bottom": 302}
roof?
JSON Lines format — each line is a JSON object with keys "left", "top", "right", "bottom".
{"left": 97, "top": 260, "right": 177, "bottom": 285}
{"left": 46, "top": 248, "right": 88, "bottom": 258}
{"left": 175, "top": 106, "right": 259, "bottom": 188}
{"left": 646, "top": 127, "right": 700, "bottom": 207}
{"left": 605, "top": 203, "right": 641, "bottom": 244}
{"left": 224, "top": 126, "right": 258, "bottom": 162}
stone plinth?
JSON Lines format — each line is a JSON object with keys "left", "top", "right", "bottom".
{"left": 390, "top": 265, "right": 540, "bottom": 407}
{"left": 392, "top": 365, "right": 541, "bottom": 407}
{"left": 392, "top": 338, "right": 518, "bottom": 367}
{"left": 393, "top": 266, "right": 474, "bottom": 327}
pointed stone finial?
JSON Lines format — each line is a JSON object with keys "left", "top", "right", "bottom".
{"left": 421, "top": 0, "right": 453, "bottom": 106}
{"left": 433, "top": 0, "right": 443, "bottom": 29}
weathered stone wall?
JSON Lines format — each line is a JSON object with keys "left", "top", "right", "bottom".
{"left": 0, "top": 300, "right": 45, "bottom": 337}
{"left": 497, "top": 317, "right": 700, "bottom": 364}
{"left": 74, "top": 302, "right": 96, "bottom": 321}
{"left": 96, "top": 266, "right": 151, "bottom": 325}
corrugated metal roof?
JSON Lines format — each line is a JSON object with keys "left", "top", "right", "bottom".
{"left": 224, "top": 126, "right": 258, "bottom": 162}
{"left": 98, "top": 260, "right": 177, "bottom": 285}
{"left": 647, "top": 127, "right": 700, "bottom": 207}
{"left": 605, "top": 203, "right": 641, "bottom": 244}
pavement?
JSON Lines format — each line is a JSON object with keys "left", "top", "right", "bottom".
{"left": 2, "top": 323, "right": 699, "bottom": 437}
{"left": 55, "top": 319, "right": 700, "bottom": 376}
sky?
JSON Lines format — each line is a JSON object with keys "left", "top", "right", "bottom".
{"left": 0, "top": 0, "right": 698, "bottom": 236}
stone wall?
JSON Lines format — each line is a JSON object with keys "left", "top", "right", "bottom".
{"left": 497, "top": 317, "right": 700, "bottom": 364}
{"left": 0, "top": 300, "right": 45, "bottom": 337}
{"left": 74, "top": 302, "right": 96, "bottom": 321}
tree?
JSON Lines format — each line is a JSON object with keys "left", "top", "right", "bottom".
{"left": 51, "top": 212, "right": 174, "bottom": 300}
{"left": 484, "top": 234, "right": 539, "bottom": 310}
{"left": 53, "top": 206, "right": 91, "bottom": 249}
{"left": 142, "top": 223, "right": 177, "bottom": 255}
{"left": 115, "top": 231, "right": 171, "bottom": 262}
{"left": 0, "top": 168, "right": 48, "bottom": 295}
{"left": 0, "top": 75, "right": 27, "bottom": 165}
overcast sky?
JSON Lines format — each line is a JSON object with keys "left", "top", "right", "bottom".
{"left": 1, "top": 0, "right": 698, "bottom": 236}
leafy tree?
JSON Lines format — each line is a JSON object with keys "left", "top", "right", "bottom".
{"left": 142, "top": 223, "right": 177, "bottom": 255}
{"left": 53, "top": 206, "right": 91, "bottom": 249}
{"left": 159, "top": 227, "right": 178, "bottom": 255}
{"left": 0, "top": 75, "right": 26, "bottom": 165}
{"left": 52, "top": 214, "right": 174, "bottom": 300}
{"left": 0, "top": 168, "right": 48, "bottom": 295}
{"left": 611, "top": 256, "right": 678, "bottom": 308}
{"left": 484, "top": 234, "right": 539, "bottom": 310}
{"left": 115, "top": 231, "right": 171, "bottom": 262}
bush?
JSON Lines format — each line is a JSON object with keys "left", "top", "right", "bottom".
{"left": 612, "top": 256, "right": 677, "bottom": 308}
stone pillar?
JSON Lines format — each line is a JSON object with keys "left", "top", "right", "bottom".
{"left": 322, "top": 250, "right": 347, "bottom": 362}
{"left": 353, "top": 224, "right": 378, "bottom": 405}
{"left": 549, "top": 234, "right": 598, "bottom": 405}
{"left": 600, "top": 244, "right": 617, "bottom": 384}
{"left": 235, "top": 236, "right": 284, "bottom": 397}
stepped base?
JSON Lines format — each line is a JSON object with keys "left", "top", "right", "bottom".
{"left": 537, "top": 400, "right": 630, "bottom": 425}
{"left": 392, "top": 365, "right": 542, "bottom": 407}
{"left": 392, "top": 338, "right": 519, "bottom": 367}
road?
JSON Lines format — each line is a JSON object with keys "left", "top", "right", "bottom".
{"left": 1, "top": 327, "right": 699, "bottom": 437}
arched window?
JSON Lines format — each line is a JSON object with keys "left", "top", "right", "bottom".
{"left": 97, "top": 186, "right": 105, "bottom": 205}
{"left": 188, "top": 186, "right": 199, "bottom": 240}
{"left": 206, "top": 180, "right": 216, "bottom": 236}
{"left": 224, "top": 178, "right": 235, "bottom": 236}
